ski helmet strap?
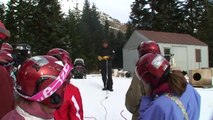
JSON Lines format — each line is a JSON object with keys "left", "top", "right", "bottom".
{"left": 165, "top": 93, "right": 189, "bottom": 120}
{"left": 15, "top": 63, "right": 73, "bottom": 101}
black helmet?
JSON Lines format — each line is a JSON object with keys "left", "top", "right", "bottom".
{"left": 16, "top": 43, "right": 31, "bottom": 53}
{"left": 14, "top": 43, "right": 32, "bottom": 67}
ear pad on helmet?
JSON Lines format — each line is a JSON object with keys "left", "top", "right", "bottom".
{"left": 34, "top": 77, "right": 48, "bottom": 94}
{"left": 50, "top": 93, "right": 61, "bottom": 105}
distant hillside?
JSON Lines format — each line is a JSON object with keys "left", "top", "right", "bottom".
{"left": 98, "top": 11, "right": 127, "bottom": 33}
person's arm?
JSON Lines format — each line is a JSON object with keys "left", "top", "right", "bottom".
{"left": 109, "top": 48, "right": 115, "bottom": 60}
{"left": 97, "top": 48, "right": 103, "bottom": 61}
{"left": 125, "top": 73, "right": 146, "bottom": 114}
{"left": 138, "top": 96, "right": 166, "bottom": 120}
{"left": 0, "top": 67, "right": 14, "bottom": 119}
{"left": 70, "top": 88, "right": 84, "bottom": 120}
{"left": 54, "top": 100, "right": 70, "bottom": 120}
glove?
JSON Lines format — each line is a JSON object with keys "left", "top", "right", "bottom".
{"left": 103, "top": 56, "right": 110, "bottom": 60}
{"left": 98, "top": 56, "right": 103, "bottom": 61}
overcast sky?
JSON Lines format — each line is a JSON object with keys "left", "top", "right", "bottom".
{"left": 1, "top": 0, "right": 134, "bottom": 23}
{"left": 61, "top": 0, "right": 135, "bottom": 23}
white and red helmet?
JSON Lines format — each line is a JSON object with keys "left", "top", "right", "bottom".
{"left": 1, "top": 42, "right": 13, "bottom": 53}
{"left": 136, "top": 53, "right": 170, "bottom": 88}
{"left": 0, "top": 50, "right": 14, "bottom": 73}
{"left": 137, "top": 41, "right": 161, "bottom": 58}
{"left": 15, "top": 55, "right": 73, "bottom": 108}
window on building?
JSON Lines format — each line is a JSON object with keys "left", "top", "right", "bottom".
{"left": 195, "top": 49, "right": 201, "bottom": 62}
{"left": 164, "top": 48, "right": 171, "bottom": 62}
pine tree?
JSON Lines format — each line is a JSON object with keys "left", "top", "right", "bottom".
{"left": 63, "top": 8, "right": 83, "bottom": 60}
{"left": 5, "top": 0, "right": 37, "bottom": 44}
{"left": 130, "top": 0, "right": 153, "bottom": 29}
{"left": 112, "top": 31, "right": 126, "bottom": 68}
{"left": 79, "top": 0, "right": 104, "bottom": 71}
{"left": 125, "top": 21, "right": 135, "bottom": 39}
{"left": 196, "top": 2, "right": 213, "bottom": 66}
{"left": 5, "top": 0, "right": 19, "bottom": 43}
{"left": 181, "top": 0, "right": 206, "bottom": 35}
{"left": 151, "top": 0, "right": 186, "bottom": 32}
{"left": 129, "top": 0, "right": 188, "bottom": 33}
{"left": 31, "top": 0, "right": 64, "bottom": 55}
{"left": 104, "top": 20, "right": 110, "bottom": 39}
{"left": 0, "top": 3, "right": 6, "bottom": 21}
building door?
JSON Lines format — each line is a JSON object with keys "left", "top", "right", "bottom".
{"left": 172, "top": 46, "right": 188, "bottom": 71}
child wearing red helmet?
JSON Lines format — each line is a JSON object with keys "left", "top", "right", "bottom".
{"left": 47, "top": 48, "right": 84, "bottom": 120}
{"left": 0, "top": 21, "right": 14, "bottom": 119}
{"left": 125, "top": 41, "right": 161, "bottom": 120}
{"left": 2, "top": 55, "right": 72, "bottom": 120}
{"left": 136, "top": 53, "right": 200, "bottom": 120}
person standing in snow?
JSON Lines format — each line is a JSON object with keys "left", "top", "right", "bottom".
{"left": 2, "top": 55, "right": 72, "bottom": 120}
{"left": 125, "top": 41, "right": 161, "bottom": 120}
{"left": 0, "top": 21, "right": 14, "bottom": 119}
{"left": 46, "top": 48, "right": 84, "bottom": 120}
{"left": 97, "top": 39, "right": 115, "bottom": 91}
{"left": 136, "top": 53, "right": 201, "bottom": 120}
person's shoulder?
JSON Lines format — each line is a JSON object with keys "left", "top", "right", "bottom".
{"left": 0, "top": 65, "right": 6, "bottom": 71}
{"left": 0, "top": 66, "right": 10, "bottom": 81}
{"left": 140, "top": 96, "right": 168, "bottom": 115}
{"left": 66, "top": 84, "right": 80, "bottom": 92}
{"left": 181, "top": 84, "right": 201, "bottom": 102}
{"left": 153, "top": 95, "right": 174, "bottom": 109}
{"left": 108, "top": 46, "right": 114, "bottom": 50}
{"left": 2, "top": 109, "right": 24, "bottom": 120}
{"left": 185, "top": 84, "right": 200, "bottom": 96}
{"left": 108, "top": 47, "right": 115, "bottom": 53}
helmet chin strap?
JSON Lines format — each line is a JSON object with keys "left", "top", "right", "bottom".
{"left": 15, "top": 63, "right": 73, "bottom": 102}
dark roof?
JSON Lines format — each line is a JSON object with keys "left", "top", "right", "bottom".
{"left": 138, "top": 30, "right": 207, "bottom": 46}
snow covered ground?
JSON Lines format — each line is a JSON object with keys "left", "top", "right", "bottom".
{"left": 71, "top": 74, "right": 213, "bottom": 120}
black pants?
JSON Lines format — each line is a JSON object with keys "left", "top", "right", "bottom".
{"left": 100, "top": 60, "right": 113, "bottom": 89}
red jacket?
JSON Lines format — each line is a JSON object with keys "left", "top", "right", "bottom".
{"left": 54, "top": 84, "right": 83, "bottom": 120}
{"left": 0, "top": 65, "right": 14, "bottom": 119}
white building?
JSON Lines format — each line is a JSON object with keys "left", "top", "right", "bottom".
{"left": 123, "top": 30, "right": 209, "bottom": 75}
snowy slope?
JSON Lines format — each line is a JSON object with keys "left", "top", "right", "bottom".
{"left": 71, "top": 74, "right": 213, "bottom": 120}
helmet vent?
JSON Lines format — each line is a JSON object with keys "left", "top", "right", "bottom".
{"left": 32, "top": 63, "right": 40, "bottom": 71}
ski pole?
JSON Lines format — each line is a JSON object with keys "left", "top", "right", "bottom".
{"left": 105, "top": 59, "right": 108, "bottom": 89}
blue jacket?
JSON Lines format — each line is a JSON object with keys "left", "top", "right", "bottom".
{"left": 138, "top": 84, "right": 201, "bottom": 120}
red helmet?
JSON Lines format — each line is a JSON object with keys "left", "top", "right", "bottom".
{"left": 47, "top": 48, "right": 72, "bottom": 66}
{"left": 15, "top": 55, "right": 72, "bottom": 108}
{"left": 136, "top": 53, "right": 170, "bottom": 88}
{"left": 138, "top": 41, "right": 161, "bottom": 58}
{"left": 0, "top": 50, "right": 14, "bottom": 73}
{"left": 1, "top": 42, "right": 13, "bottom": 53}
{"left": 0, "top": 21, "right": 10, "bottom": 40}
{"left": 47, "top": 48, "right": 70, "bottom": 57}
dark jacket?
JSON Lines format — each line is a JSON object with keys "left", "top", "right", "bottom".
{"left": 98, "top": 46, "right": 115, "bottom": 61}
